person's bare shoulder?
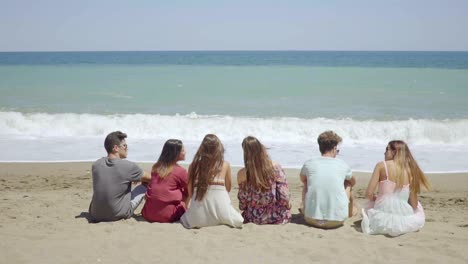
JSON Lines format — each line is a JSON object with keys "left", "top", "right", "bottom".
{"left": 222, "top": 161, "right": 231, "bottom": 170}
{"left": 375, "top": 161, "right": 384, "bottom": 168}
{"left": 374, "top": 161, "right": 385, "bottom": 172}
{"left": 237, "top": 168, "right": 246, "bottom": 183}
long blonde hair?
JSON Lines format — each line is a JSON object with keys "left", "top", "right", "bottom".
{"left": 242, "top": 136, "right": 275, "bottom": 192}
{"left": 151, "top": 139, "right": 183, "bottom": 179}
{"left": 388, "top": 140, "right": 431, "bottom": 193}
{"left": 188, "top": 134, "right": 224, "bottom": 201}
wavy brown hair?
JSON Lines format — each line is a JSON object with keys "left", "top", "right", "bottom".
{"left": 388, "top": 140, "right": 431, "bottom": 193}
{"left": 242, "top": 136, "right": 275, "bottom": 192}
{"left": 188, "top": 134, "right": 225, "bottom": 201}
{"left": 151, "top": 139, "right": 183, "bottom": 179}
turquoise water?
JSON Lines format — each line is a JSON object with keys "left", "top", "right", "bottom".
{"left": 1, "top": 65, "right": 467, "bottom": 119}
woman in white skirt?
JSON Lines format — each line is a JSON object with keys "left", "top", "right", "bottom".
{"left": 362, "top": 140, "right": 431, "bottom": 236}
{"left": 180, "top": 134, "right": 243, "bottom": 228}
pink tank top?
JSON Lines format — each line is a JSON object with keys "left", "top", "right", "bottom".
{"left": 377, "top": 161, "right": 410, "bottom": 197}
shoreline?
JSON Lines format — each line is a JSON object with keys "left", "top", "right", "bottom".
{"left": 2, "top": 161, "right": 468, "bottom": 174}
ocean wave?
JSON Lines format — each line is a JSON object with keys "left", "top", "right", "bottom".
{"left": 1, "top": 111, "right": 468, "bottom": 145}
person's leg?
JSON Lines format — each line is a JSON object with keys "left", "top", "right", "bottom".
{"left": 130, "top": 184, "right": 147, "bottom": 211}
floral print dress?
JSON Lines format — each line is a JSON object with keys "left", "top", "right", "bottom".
{"left": 238, "top": 164, "right": 292, "bottom": 224}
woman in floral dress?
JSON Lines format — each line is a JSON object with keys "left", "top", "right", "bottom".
{"left": 237, "top": 136, "right": 291, "bottom": 224}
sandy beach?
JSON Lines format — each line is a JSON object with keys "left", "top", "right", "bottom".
{"left": 0, "top": 162, "right": 467, "bottom": 263}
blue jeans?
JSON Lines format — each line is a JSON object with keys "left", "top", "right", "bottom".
{"left": 130, "top": 184, "right": 147, "bottom": 212}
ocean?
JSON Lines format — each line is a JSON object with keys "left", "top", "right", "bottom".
{"left": 1, "top": 51, "right": 467, "bottom": 172}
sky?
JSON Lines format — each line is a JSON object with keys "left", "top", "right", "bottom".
{"left": 0, "top": 0, "right": 467, "bottom": 51}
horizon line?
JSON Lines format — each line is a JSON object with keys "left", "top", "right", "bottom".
{"left": 1, "top": 49, "right": 468, "bottom": 53}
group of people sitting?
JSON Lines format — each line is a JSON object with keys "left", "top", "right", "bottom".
{"left": 89, "top": 130, "right": 431, "bottom": 236}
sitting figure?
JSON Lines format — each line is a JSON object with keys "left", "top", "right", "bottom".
{"left": 237, "top": 136, "right": 291, "bottom": 224}
{"left": 142, "top": 139, "right": 188, "bottom": 223}
{"left": 89, "top": 131, "right": 150, "bottom": 222}
{"left": 300, "top": 130, "right": 356, "bottom": 229}
{"left": 361, "top": 140, "right": 431, "bottom": 236}
{"left": 180, "top": 134, "right": 243, "bottom": 228}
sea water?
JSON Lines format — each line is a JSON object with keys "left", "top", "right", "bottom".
{"left": 1, "top": 51, "right": 467, "bottom": 172}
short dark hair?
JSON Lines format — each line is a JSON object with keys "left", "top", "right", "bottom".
{"left": 317, "top": 130, "right": 342, "bottom": 154}
{"left": 104, "top": 131, "right": 127, "bottom": 154}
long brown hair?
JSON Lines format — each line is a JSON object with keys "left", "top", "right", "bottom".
{"left": 242, "top": 136, "right": 275, "bottom": 192}
{"left": 188, "top": 134, "right": 225, "bottom": 201}
{"left": 152, "top": 139, "right": 183, "bottom": 179}
{"left": 388, "top": 140, "right": 431, "bottom": 193}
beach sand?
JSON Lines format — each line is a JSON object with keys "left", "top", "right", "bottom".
{"left": 0, "top": 162, "right": 467, "bottom": 263}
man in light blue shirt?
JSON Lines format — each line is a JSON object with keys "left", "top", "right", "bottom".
{"left": 300, "top": 130, "right": 356, "bottom": 229}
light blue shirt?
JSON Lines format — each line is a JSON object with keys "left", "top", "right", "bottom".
{"left": 301, "top": 157, "right": 352, "bottom": 221}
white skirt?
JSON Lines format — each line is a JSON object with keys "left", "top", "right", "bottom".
{"left": 180, "top": 185, "right": 244, "bottom": 229}
{"left": 361, "top": 193, "right": 425, "bottom": 237}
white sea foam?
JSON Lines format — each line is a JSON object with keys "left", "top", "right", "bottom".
{"left": 1, "top": 111, "right": 468, "bottom": 145}
{"left": 1, "top": 111, "right": 468, "bottom": 172}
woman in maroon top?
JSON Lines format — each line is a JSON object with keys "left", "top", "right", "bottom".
{"left": 142, "top": 139, "right": 188, "bottom": 223}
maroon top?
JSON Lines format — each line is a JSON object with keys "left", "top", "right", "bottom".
{"left": 142, "top": 165, "right": 188, "bottom": 223}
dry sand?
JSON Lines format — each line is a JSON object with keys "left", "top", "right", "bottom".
{"left": 0, "top": 162, "right": 467, "bottom": 263}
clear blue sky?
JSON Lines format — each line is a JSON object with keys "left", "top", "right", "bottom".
{"left": 1, "top": 0, "right": 467, "bottom": 51}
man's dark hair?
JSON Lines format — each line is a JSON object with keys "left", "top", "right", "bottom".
{"left": 104, "top": 131, "right": 127, "bottom": 154}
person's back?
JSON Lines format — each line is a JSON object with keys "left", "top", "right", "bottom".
{"left": 90, "top": 157, "right": 143, "bottom": 222}
{"left": 142, "top": 165, "right": 188, "bottom": 222}
{"left": 180, "top": 134, "right": 243, "bottom": 228}
{"left": 362, "top": 160, "right": 425, "bottom": 236}
{"left": 382, "top": 160, "right": 409, "bottom": 184}
{"left": 181, "top": 161, "right": 243, "bottom": 228}
{"left": 376, "top": 160, "right": 411, "bottom": 198}
{"left": 238, "top": 163, "right": 291, "bottom": 224}
{"left": 237, "top": 136, "right": 291, "bottom": 224}
{"left": 300, "top": 130, "right": 356, "bottom": 229}
{"left": 88, "top": 131, "right": 148, "bottom": 223}
{"left": 362, "top": 140, "right": 430, "bottom": 236}
{"left": 302, "top": 157, "right": 352, "bottom": 221}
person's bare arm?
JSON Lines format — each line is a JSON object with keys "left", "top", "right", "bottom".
{"left": 300, "top": 173, "right": 307, "bottom": 185}
{"left": 185, "top": 165, "right": 193, "bottom": 207}
{"left": 300, "top": 173, "right": 307, "bottom": 211}
{"left": 345, "top": 175, "right": 356, "bottom": 187}
{"left": 365, "top": 163, "right": 381, "bottom": 201}
{"left": 140, "top": 171, "right": 151, "bottom": 184}
{"left": 225, "top": 162, "right": 232, "bottom": 193}
{"left": 408, "top": 191, "right": 419, "bottom": 210}
{"left": 237, "top": 168, "right": 246, "bottom": 186}
{"left": 184, "top": 183, "right": 191, "bottom": 206}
